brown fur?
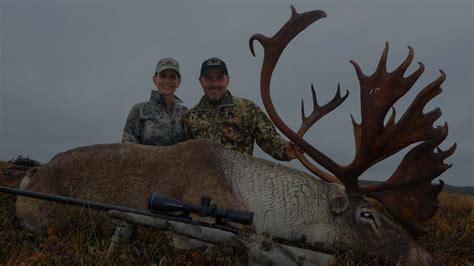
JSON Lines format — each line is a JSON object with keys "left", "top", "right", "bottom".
{"left": 16, "top": 139, "right": 247, "bottom": 232}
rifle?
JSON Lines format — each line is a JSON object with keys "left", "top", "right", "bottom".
{"left": 0, "top": 186, "right": 252, "bottom": 233}
{"left": 0, "top": 185, "right": 333, "bottom": 265}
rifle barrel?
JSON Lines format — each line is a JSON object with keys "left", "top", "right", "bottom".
{"left": 1, "top": 185, "right": 154, "bottom": 214}
{"left": 0, "top": 186, "right": 239, "bottom": 233}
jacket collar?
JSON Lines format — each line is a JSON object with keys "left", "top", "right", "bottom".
{"left": 149, "top": 90, "right": 183, "bottom": 108}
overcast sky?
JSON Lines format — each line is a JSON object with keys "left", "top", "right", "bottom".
{"left": 0, "top": 1, "right": 472, "bottom": 186}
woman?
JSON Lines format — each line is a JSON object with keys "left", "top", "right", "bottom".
{"left": 122, "top": 57, "right": 188, "bottom": 146}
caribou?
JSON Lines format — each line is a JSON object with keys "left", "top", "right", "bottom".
{"left": 15, "top": 6, "right": 455, "bottom": 265}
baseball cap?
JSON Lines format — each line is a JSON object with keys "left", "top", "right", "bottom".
{"left": 155, "top": 58, "right": 180, "bottom": 76}
{"left": 200, "top": 57, "right": 228, "bottom": 77}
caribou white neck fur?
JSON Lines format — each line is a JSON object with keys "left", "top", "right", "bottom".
{"left": 215, "top": 146, "right": 342, "bottom": 243}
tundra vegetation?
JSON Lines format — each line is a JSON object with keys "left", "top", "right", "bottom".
{"left": 1, "top": 6, "right": 471, "bottom": 265}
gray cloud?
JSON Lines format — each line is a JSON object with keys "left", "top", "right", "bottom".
{"left": 0, "top": 1, "right": 472, "bottom": 186}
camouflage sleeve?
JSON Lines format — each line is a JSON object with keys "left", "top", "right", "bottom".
{"left": 253, "top": 105, "right": 290, "bottom": 161}
{"left": 122, "top": 105, "right": 142, "bottom": 144}
{"left": 181, "top": 112, "right": 193, "bottom": 140}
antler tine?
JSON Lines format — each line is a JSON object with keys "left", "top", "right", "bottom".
{"left": 298, "top": 84, "right": 319, "bottom": 136}
{"left": 250, "top": 7, "right": 348, "bottom": 180}
{"left": 393, "top": 46, "right": 414, "bottom": 76}
{"left": 295, "top": 83, "right": 348, "bottom": 183}
{"left": 373, "top": 41, "right": 389, "bottom": 76}
{"left": 297, "top": 84, "right": 349, "bottom": 136}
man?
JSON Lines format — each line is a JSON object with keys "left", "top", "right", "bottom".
{"left": 186, "top": 57, "right": 298, "bottom": 161}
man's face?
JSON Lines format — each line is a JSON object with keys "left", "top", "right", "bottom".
{"left": 199, "top": 69, "right": 229, "bottom": 102}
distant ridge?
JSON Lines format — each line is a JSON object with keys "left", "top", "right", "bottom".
{"left": 442, "top": 183, "right": 474, "bottom": 196}
{"left": 359, "top": 180, "right": 474, "bottom": 196}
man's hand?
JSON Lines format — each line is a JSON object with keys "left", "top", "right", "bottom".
{"left": 285, "top": 141, "right": 304, "bottom": 160}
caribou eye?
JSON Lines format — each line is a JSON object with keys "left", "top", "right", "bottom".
{"left": 360, "top": 211, "right": 374, "bottom": 220}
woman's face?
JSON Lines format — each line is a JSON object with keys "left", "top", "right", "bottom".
{"left": 153, "top": 69, "right": 180, "bottom": 96}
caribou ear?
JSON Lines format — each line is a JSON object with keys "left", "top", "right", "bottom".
{"left": 330, "top": 196, "right": 349, "bottom": 214}
{"left": 328, "top": 184, "right": 349, "bottom": 214}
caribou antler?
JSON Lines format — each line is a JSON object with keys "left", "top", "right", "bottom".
{"left": 250, "top": 6, "right": 456, "bottom": 236}
{"left": 351, "top": 43, "right": 457, "bottom": 236}
{"left": 250, "top": 6, "right": 347, "bottom": 181}
{"left": 295, "top": 84, "right": 347, "bottom": 184}
{"left": 249, "top": 6, "right": 345, "bottom": 183}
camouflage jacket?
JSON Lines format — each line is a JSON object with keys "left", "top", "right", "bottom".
{"left": 185, "top": 90, "right": 290, "bottom": 161}
{"left": 122, "top": 90, "right": 189, "bottom": 146}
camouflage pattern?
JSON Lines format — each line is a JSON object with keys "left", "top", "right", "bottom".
{"left": 185, "top": 90, "right": 289, "bottom": 161}
{"left": 122, "top": 90, "right": 188, "bottom": 146}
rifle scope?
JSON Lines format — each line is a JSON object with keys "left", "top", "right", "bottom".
{"left": 147, "top": 192, "right": 253, "bottom": 225}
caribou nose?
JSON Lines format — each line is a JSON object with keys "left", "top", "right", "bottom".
{"left": 405, "top": 246, "right": 433, "bottom": 266}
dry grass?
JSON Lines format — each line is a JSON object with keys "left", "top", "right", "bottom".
{"left": 1, "top": 161, "right": 472, "bottom": 265}
{"left": 416, "top": 193, "right": 474, "bottom": 265}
